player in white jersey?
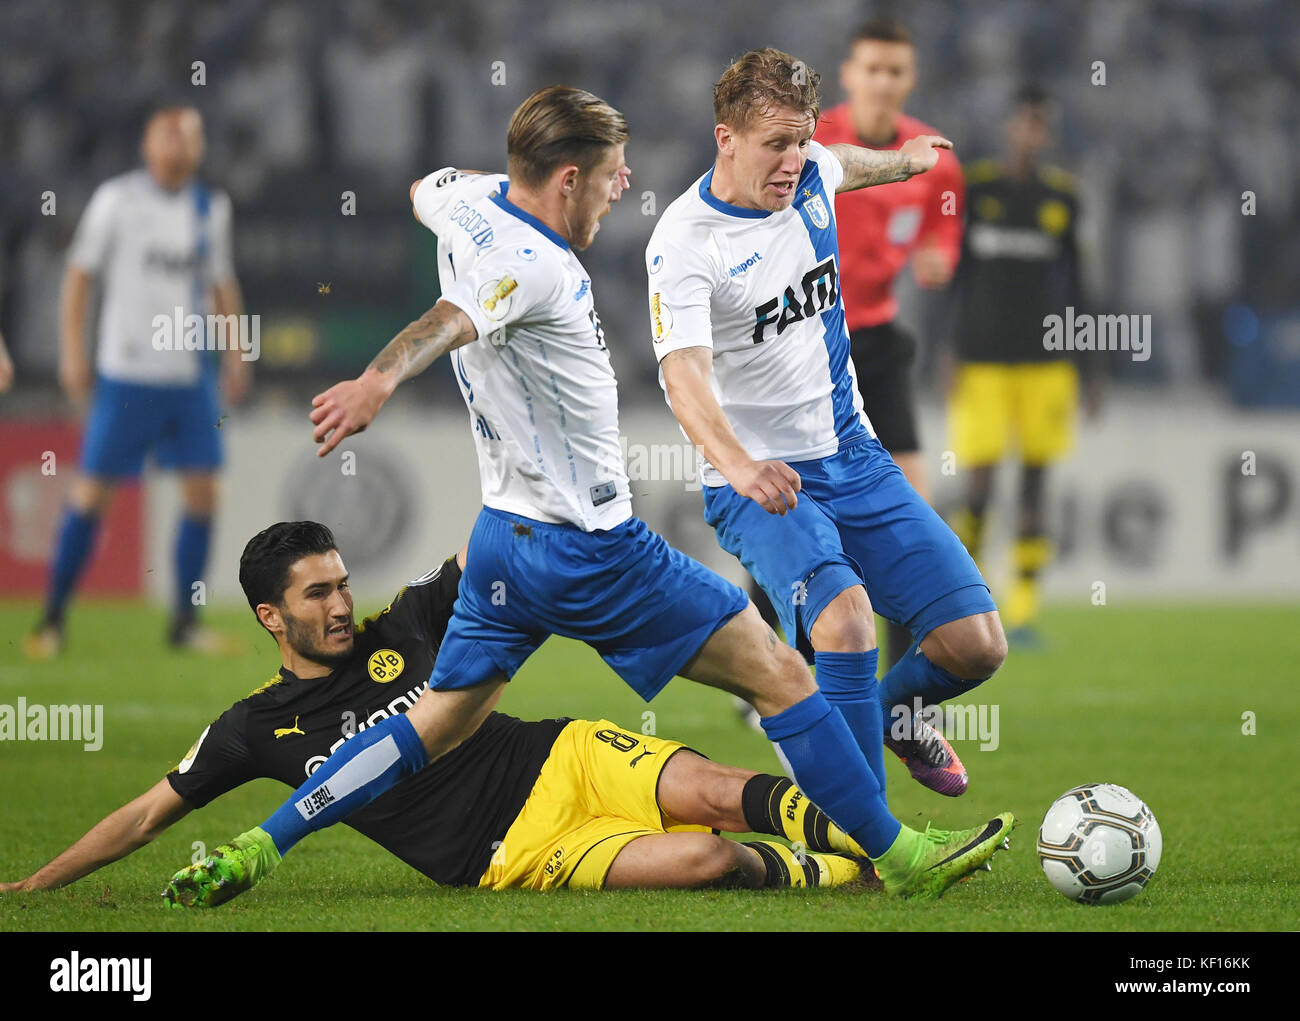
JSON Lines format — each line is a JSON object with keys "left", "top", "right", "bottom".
{"left": 163, "top": 87, "right": 1013, "bottom": 908}
{"left": 649, "top": 49, "right": 1008, "bottom": 799}
{"left": 24, "top": 106, "right": 249, "bottom": 659}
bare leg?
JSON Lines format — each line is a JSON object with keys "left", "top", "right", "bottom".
{"left": 604, "top": 832, "right": 763, "bottom": 889}
{"left": 403, "top": 676, "right": 509, "bottom": 759}
{"left": 676, "top": 602, "right": 815, "bottom": 717}
{"left": 655, "top": 749, "right": 756, "bottom": 833}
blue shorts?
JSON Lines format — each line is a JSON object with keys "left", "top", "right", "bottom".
{"left": 431, "top": 507, "right": 749, "bottom": 701}
{"left": 81, "top": 375, "right": 223, "bottom": 478}
{"left": 702, "top": 435, "right": 993, "bottom": 659}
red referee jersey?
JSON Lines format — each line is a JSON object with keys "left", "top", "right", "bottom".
{"left": 814, "top": 104, "right": 964, "bottom": 330}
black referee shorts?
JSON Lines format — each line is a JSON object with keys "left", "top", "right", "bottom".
{"left": 848, "top": 320, "right": 921, "bottom": 455}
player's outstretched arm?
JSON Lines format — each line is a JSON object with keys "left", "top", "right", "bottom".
{"left": 310, "top": 299, "right": 477, "bottom": 456}
{"left": 660, "top": 347, "right": 801, "bottom": 515}
{"left": 0, "top": 779, "right": 191, "bottom": 893}
{"left": 826, "top": 135, "right": 953, "bottom": 193}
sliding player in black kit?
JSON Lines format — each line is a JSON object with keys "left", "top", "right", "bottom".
{"left": 1, "top": 522, "right": 873, "bottom": 900}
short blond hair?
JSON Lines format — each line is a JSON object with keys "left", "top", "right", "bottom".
{"left": 506, "top": 86, "right": 629, "bottom": 189}
{"left": 713, "top": 48, "right": 821, "bottom": 132}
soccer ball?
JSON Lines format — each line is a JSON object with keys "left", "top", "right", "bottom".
{"left": 1037, "top": 783, "right": 1162, "bottom": 904}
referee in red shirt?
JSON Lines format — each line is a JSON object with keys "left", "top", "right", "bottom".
{"left": 816, "top": 17, "right": 964, "bottom": 668}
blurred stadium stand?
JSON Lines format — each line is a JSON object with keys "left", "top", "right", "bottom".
{"left": 2, "top": 0, "right": 1297, "bottom": 409}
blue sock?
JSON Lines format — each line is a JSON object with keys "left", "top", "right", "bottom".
{"left": 814, "top": 649, "right": 886, "bottom": 796}
{"left": 44, "top": 508, "right": 100, "bottom": 625}
{"left": 878, "top": 639, "right": 985, "bottom": 725}
{"left": 760, "top": 691, "right": 900, "bottom": 858}
{"left": 260, "top": 713, "right": 429, "bottom": 856}
{"left": 174, "top": 515, "right": 212, "bottom": 621}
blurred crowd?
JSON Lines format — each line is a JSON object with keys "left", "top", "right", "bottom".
{"left": 2, "top": 0, "right": 1296, "bottom": 401}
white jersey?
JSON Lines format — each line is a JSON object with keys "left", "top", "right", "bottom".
{"left": 67, "top": 169, "right": 235, "bottom": 386}
{"left": 645, "top": 141, "right": 873, "bottom": 487}
{"left": 412, "top": 168, "right": 631, "bottom": 531}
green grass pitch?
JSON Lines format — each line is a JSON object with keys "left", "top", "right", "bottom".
{"left": 1, "top": 599, "right": 1295, "bottom": 931}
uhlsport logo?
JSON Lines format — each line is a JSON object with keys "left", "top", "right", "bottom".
{"left": 728, "top": 251, "right": 763, "bottom": 277}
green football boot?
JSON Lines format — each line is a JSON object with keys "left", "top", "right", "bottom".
{"left": 873, "top": 812, "right": 1016, "bottom": 899}
{"left": 162, "top": 826, "right": 281, "bottom": 909}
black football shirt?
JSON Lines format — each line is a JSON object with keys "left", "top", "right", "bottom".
{"left": 956, "top": 161, "right": 1084, "bottom": 364}
{"left": 166, "top": 557, "right": 570, "bottom": 886}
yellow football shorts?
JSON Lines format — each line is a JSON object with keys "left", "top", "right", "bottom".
{"left": 477, "top": 719, "right": 708, "bottom": 891}
{"left": 949, "top": 361, "right": 1079, "bottom": 468}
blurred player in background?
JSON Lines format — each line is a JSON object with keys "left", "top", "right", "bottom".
{"left": 813, "top": 17, "right": 964, "bottom": 670}
{"left": 947, "top": 85, "right": 1099, "bottom": 645}
{"left": 23, "top": 105, "right": 249, "bottom": 658}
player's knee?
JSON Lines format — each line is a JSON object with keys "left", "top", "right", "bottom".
{"left": 180, "top": 474, "right": 219, "bottom": 515}
{"left": 954, "top": 619, "right": 1007, "bottom": 679}
{"left": 925, "top": 612, "right": 1007, "bottom": 679}
{"left": 808, "top": 586, "right": 876, "bottom": 653}
{"left": 70, "top": 476, "right": 113, "bottom": 514}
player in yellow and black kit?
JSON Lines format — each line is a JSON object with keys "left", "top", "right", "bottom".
{"left": 946, "top": 85, "right": 1101, "bottom": 644}
{"left": 1, "top": 521, "right": 871, "bottom": 900}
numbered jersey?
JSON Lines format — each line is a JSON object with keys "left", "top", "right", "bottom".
{"left": 645, "top": 142, "right": 873, "bottom": 487}
{"left": 412, "top": 169, "right": 631, "bottom": 531}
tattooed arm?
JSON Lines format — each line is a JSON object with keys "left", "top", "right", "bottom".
{"left": 309, "top": 300, "right": 478, "bottom": 456}
{"left": 824, "top": 135, "right": 953, "bottom": 193}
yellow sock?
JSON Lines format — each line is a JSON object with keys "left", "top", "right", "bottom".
{"left": 742, "top": 840, "right": 863, "bottom": 888}
{"left": 751, "top": 777, "right": 870, "bottom": 859}
{"left": 1006, "top": 536, "right": 1052, "bottom": 629}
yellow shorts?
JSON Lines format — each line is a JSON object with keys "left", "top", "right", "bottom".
{"left": 477, "top": 719, "right": 707, "bottom": 891}
{"left": 949, "top": 361, "right": 1079, "bottom": 468}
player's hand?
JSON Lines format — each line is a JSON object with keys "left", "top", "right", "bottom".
{"left": 310, "top": 373, "right": 388, "bottom": 457}
{"left": 912, "top": 244, "right": 954, "bottom": 288}
{"left": 900, "top": 134, "right": 952, "bottom": 176}
{"left": 0, "top": 880, "right": 32, "bottom": 893}
{"left": 728, "top": 458, "right": 802, "bottom": 516}
{"left": 0, "top": 344, "right": 13, "bottom": 393}
{"left": 58, "top": 353, "right": 92, "bottom": 409}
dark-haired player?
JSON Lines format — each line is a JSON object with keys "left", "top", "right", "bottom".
{"left": 813, "top": 18, "right": 965, "bottom": 672}
{"left": 2, "top": 521, "right": 869, "bottom": 898}
{"left": 947, "top": 86, "right": 1098, "bottom": 644}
